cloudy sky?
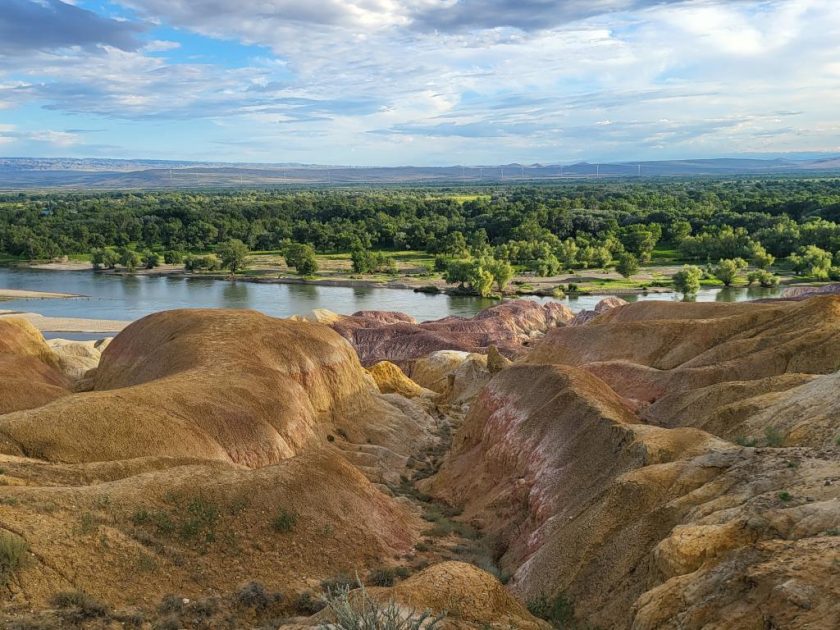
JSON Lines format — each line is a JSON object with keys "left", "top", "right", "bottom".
{"left": 0, "top": 0, "right": 838, "bottom": 165}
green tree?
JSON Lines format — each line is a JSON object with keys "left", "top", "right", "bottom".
{"left": 669, "top": 220, "right": 692, "bottom": 243}
{"left": 789, "top": 245, "right": 832, "bottom": 279}
{"left": 593, "top": 245, "right": 613, "bottom": 269}
{"left": 557, "top": 239, "right": 579, "bottom": 269}
{"left": 484, "top": 258, "right": 514, "bottom": 292}
{"left": 439, "top": 231, "right": 470, "bottom": 258}
{"left": 747, "top": 270, "right": 780, "bottom": 288}
{"left": 749, "top": 243, "right": 775, "bottom": 269}
{"left": 284, "top": 242, "right": 318, "bottom": 275}
{"left": 467, "top": 264, "right": 494, "bottom": 297}
{"left": 620, "top": 225, "right": 660, "bottom": 263}
{"left": 118, "top": 247, "right": 141, "bottom": 271}
{"left": 616, "top": 253, "right": 639, "bottom": 278}
{"left": 713, "top": 258, "right": 747, "bottom": 287}
{"left": 444, "top": 258, "right": 494, "bottom": 297}
{"left": 351, "top": 247, "right": 371, "bottom": 273}
{"left": 673, "top": 265, "right": 703, "bottom": 296}
{"left": 217, "top": 239, "right": 249, "bottom": 274}
{"left": 91, "top": 247, "right": 118, "bottom": 270}
{"left": 142, "top": 250, "right": 161, "bottom": 269}
{"left": 444, "top": 259, "right": 473, "bottom": 286}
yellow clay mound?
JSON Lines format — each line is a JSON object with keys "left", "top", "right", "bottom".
{"left": 0, "top": 309, "right": 433, "bottom": 467}
{"left": 368, "top": 361, "right": 430, "bottom": 398}
{"left": 0, "top": 318, "right": 70, "bottom": 414}
{"left": 374, "top": 562, "right": 549, "bottom": 629}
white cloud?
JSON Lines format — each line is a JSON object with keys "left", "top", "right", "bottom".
{"left": 0, "top": 125, "right": 82, "bottom": 147}
{"left": 1, "top": 0, "right": 839, "bottom": 162}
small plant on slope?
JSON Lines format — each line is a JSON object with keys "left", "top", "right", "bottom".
{"left": 320, "top": 583, "right": 444, "bottom": 630}
{"left": 0, "top": 531, "right": 28, "bottom": 585}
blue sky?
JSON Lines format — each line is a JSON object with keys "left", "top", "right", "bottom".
{"left": 0, "top": 0, "right": 838, "bottom": 165}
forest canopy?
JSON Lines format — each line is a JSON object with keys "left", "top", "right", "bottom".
{"left": 2, "top": 179, "right": 839, "bottom": 274}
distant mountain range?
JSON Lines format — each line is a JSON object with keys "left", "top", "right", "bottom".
{"left": 1, "top": 156, "right": 839, "bottom": 189}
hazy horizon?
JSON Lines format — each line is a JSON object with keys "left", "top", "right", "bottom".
{"left": 2, "top": 1, "right": 839, "bottom": 166}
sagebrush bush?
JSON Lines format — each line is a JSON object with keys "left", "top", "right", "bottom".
{"left": 528, "top": 592, "right": 574, "bottom": 627}
{"left": 236, "top": 581, "right": 281, "bottom": 612}
{"left": 367, "top": 567, "right": 396, "bottom": 587}
{"left": 322, "top": 584, "right": 443, "bottom": 629}
{"left": 271, "top": 508, "right": 297, "bottom": 533}
{"left": 764, "top": 426, "right": 784, "bottom": 447}
{"left": 0, "top": 531, "right": 28, "bottom": 584}
{"left": 50, "top": 591, "right": 109, "bottom": 622}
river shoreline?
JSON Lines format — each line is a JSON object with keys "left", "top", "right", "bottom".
{"left": 0, "top": 310, "right": 129, "bottom": 333}
{"left": 0, "top": 288, "right": 81, "bottom": 299}
{"left": 18, "top": 261, "right": 687, "bottom": 297}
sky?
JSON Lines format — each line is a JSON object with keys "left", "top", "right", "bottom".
{"left": 0, "top": 0, "right": 838, "bottom": 165}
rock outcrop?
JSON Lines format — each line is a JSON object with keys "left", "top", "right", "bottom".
{"left": 426, "top": 296, "right": 840, "bottom": 629}
{"left": 569, "top": 295, "right": 628, "bottom": 325}
{"left": 782, "top": 282, "right": 840, "bottom": 298}
{"left": 331, "top": 300, "right": 573, "bottom": 366}
{"left": 408, "top": 350, "right": 491, "bottom": 406}
{"left": 47, "top": 337, "right": 111, "bottom": 384}
{"left": 311, "top": 562, "right": 550, "bottom": 629}
{"left": 368, "top": 360, "right": 433, "bottom": 398}
{"left": 0, "top": 318, "right": 70, "bottom": 414}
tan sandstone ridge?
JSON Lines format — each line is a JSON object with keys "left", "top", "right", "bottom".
{"left": 0, "top": 309, "right": 435, "bottom": 468}
{"left": 425, "top": 296, "right": 840, "bottom": 629}
{"left": 0, "top": 318, "right": 70, "bottom": 414}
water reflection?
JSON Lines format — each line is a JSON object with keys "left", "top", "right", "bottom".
{"left": 221, "top": 281, "right": 250, "bottom": 307}
{"left": 0, "top": 268, "right": 786, "bottom": 324}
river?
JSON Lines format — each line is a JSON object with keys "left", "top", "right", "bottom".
{"left": 0, "top": 268, "right": 785, "bottom": 332}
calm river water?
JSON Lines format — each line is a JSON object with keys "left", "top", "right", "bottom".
{"left": 0, "top": 268, "right": 784, "bottom": 328}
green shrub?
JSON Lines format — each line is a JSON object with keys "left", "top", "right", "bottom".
{"left": 50, "top": 591, "right": 109, "bottom": 622}
{"left": 179, "top": 497, "right": 220, "bottom": 542}
{"left": 77, "top": 511, "right": 98, "bottom": 534}
{"left": 367, "top": 567, "right": 396, "bottom": 587}
{"left": 292, "top": 591, "right": 325, "bottom": 615}
{"left": 321, "top": 573, "right": 355, "bottom": 593}
{"left": 271, "top": 508, "right": 297, "bottom": 533}
{"left": 779, "top": 491, "right": 793, "bottom": 502}
{"left": 527, "top": 592, "right": 575, "bottom": 627}
{"left": 157, "top": 594, "right": 185, "bottom": 615}
{"left": 322, "top": 583, "right": 443, "bottom": 629}
{"left": 764, "top": 426, "right": 784, "bottom": 447}
{"left": 163, "top": 250, "right": 183, "bottom": 265}
{"left": 0, "top": 531, "right": 28, "bottom": 584}
{"left": 235, "top": 581, "right": 281, "bottom": 612}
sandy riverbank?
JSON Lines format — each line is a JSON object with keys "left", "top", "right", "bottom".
{"left": 0, "top": 310, "right": 129, "bottom": 333}
{"left": 0, "top": 288, "right": 80, "bottom": 299}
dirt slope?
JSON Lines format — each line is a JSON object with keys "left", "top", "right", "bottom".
{"left": 427, "top": 296, "right": 840, "bottom": 629}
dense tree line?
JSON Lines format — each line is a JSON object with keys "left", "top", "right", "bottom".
{"left": 2, "top": 179, "right": 839, "bottom": 280}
